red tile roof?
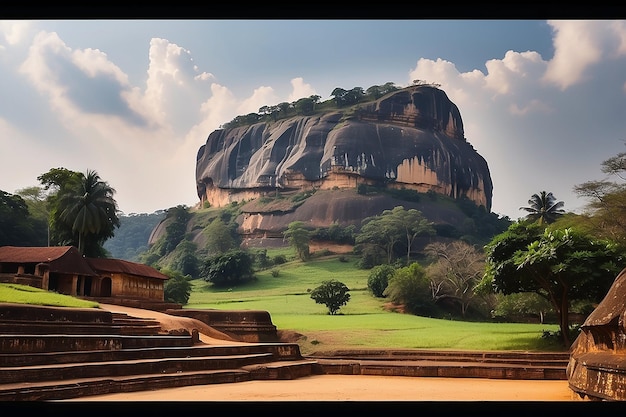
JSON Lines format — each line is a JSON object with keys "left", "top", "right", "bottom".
{"left": 0, "top": 246, "right": 75, "bottom": 262}
{"left": 85, "top": 257, "right": 169, "bottom": 280}
{"left": 0, "top": 246, "right": 97, "bottom": 276}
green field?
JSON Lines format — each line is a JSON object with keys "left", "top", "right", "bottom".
{"left": 185, "top": 253, "right": 564, "bottom": 355}
{"left": 0, "top": 252, "right": 566, "bottom": 355}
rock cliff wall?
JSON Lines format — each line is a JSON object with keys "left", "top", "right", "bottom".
{"left": 195, "top": 85, "right": 492, "bottom": 212}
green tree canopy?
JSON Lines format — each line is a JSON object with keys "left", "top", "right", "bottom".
{"left": 204, "top": 218, "right": 236, "bottom": 255}
{"left": 356, "top": 206, "right": 434, "bottom": 264}
{"left": 481, "top": 222, "right": 626, "bottom": 347}
{"left": 201, "top": 249, "right": 255, "bottom": 287}
{"left": 52, "top": 169, "right": 120, "bottom": 256}
{"left": 310, "top": 279, "right": 351, "bottom": 315}
{"left": 0, "top": 190, "right": 44, "bottom": 246}
{"left": 383, "top": 262, "right": 435, "bottom": 316}
{"left": 283, "top": 221, "right": 311, "bottom": 261}
{"left": 163, "top": 269, "right": 192, "bottom": 305}
{"left": 367, "top": 264, "right": 396, "bottom": 298}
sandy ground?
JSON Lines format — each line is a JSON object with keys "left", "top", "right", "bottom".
{"left": 78, "top": 304, "right": 580, "bottom": 403}
{"left": 67, "top": 374, "right": 578, "bottom": 402}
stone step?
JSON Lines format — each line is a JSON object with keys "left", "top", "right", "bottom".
{"left": 0, "top": 358, "right": 318, "bottom": 401}
{"left": 0, "top": 368, "right": 253, "bottom": 401}
{"left": 0, "top": 342, "right": 303, "bottom": 367}
{"left": 0, "top": 352, "right": 275, "bottom": 384}
{"left": 0, "top": 333, "right": 196, "bottom": 353}
{"left": 308, "top": 348, "right": 570, "bottom": 361}
{"left": 307, "top": 351, "right": 570, "bottom": 367}
{"left": 310, "top": 358, "right": 567, "bottom": 380}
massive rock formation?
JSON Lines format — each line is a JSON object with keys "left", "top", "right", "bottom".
{"left": 195, "top": 85, "right": 493, "bottom": 213}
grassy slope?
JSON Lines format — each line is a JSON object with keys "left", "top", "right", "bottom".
{"left": 186, "top": 253, "right": 564, "bottom": 355}
{"left": 0, "top": 283, "right": 99, "bottom": 308}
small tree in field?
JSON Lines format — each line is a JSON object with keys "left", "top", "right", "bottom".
{"left": 310, "top": 280, "right": 351, "bottom": 315}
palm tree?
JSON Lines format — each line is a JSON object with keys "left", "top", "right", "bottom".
{"left": 57, "top": 170, "right": 120, "bottom": 255}
{"left": 519, "top": 191, "right": 565, "bottom": 225}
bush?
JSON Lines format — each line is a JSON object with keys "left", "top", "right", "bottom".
{"left": 163, "top": 270, "right": 192, "bottom": 305}
{"left": 384, "top": 262, "right": 436, "bottom": 316}
{"left": 367, "top": 264, "right": 395, "bottom": 297}
{"left": 273, "top": 254, "right": 287, "bottom": 265}
{"left": 201, "top": 249, "right": 255, "bottom": 287}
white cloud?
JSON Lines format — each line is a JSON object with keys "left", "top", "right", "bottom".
{"left": 288, "top": 77, "right": 316, "bottom": 102}
{"left": 238, "top": 85, "right": 277, "bottom": 116}
{"left": 145, "top": 38, "right": 214, "bottom": 130}
{"left": 0, "top": 20, "right": 31, "bottom": 47}
{"left": 543, "top": 20, "right": 626, "bottom": 90}
{"left": 408, "top": 21, "right": 626, "bottom": 219}
{"left": 484, "top": 50, "right": 546, "bottom": 96}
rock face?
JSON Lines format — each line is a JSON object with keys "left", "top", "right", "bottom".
{"left": 195, "top": 85, "right": 493, "bottom": 212}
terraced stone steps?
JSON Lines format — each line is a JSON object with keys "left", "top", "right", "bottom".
{"left": 0, "top": 341, "right": 315, "bottom": 401}
{"left": 306, "top": 349, "right": 570, "bottom": 380}
{"left": 0, "top": 303, "right": 573, "bottom": 401}
{"left": 0, "top": 369, "right": 254, "bottom": 401}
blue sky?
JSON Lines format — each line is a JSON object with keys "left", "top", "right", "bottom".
{"left": 1, "top": 19, "right": 626, "bottom": 220}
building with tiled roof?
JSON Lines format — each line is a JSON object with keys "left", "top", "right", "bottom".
{"left": 85, "top": 257, "right": 168, "bottom": 301}
{"left": 0, "top": 246, "right": 168, "bottom": 303}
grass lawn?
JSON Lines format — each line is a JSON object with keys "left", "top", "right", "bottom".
{"left": 0, "top": 283, "right": 99, "bottom": 308}
{"left": 186, "top": 254, "right": 565, "bottom": 354}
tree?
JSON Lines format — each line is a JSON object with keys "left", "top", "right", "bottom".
{"left": 383, "top": 262, "right": 436, "bottom": 316}
{"left": 204, "top": 218, "right": 236, "bottom": 254}
{"left": 163, "top": 270, "right": 192, "bottom": 305}
{"left": 356, "top": 206, "right": 434, "bottom": 264}
{"left": 390, "top": 206, "right": 435, "bottom": 263}
{"left": 424, "top": 241, "right": 486, "bottom": 317}
{"left": 37, "top": 167, "right": 83, "bottom": 248}
{"left": 310, "top": 279, "right": 351, "bottom": 315}
{"left": 481, "top": 222, "right": 626, "bottom": 347}
{"left": 169, "top": 240, "right": 200, "bottom": 277}
{"left": 201, "top": 249, "right": 255, "bottom": 287}
{"left": 54, "top": 169, "right": 120, "bottom": 256}
{"left": 367, "top": 264, "right": 395, "bottom": 297}
{"left": 0, "top": 190, "right": 44, "bottom": 246}
{"left": 574, "top": 150, "right": 626, "bottom": 243}
{"left": 331, "top": 87, "right": 348, "bottom": 107}
{"left": 492, "top": 292, "right": 553, "bottom": 324}
{"left": 283, "top": 221, "right": 311, "bottom": 261}
{"left": 519, "top": 191, "right": 565, "bottom": 225}
{"left": 163, "top": 205, "right": 192, "bottom": 254}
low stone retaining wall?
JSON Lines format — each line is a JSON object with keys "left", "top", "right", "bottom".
{"left": 166, "top": 309, "right": 279, "bottom": 342}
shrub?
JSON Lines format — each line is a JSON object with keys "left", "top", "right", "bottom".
{"left": 201, "top": 249, "right": 255, "bottom": 287}
{"left": 367, "top": 264, "right": 395, "bottom": 297}
{"left": 163, "top": 270, "right": 192, "bottom": 305}
{"left": 273, "top": 254, "right": 287, "bottom": 265}
{"left": 384, "top": 262, "right": 436, "bottom": 316}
